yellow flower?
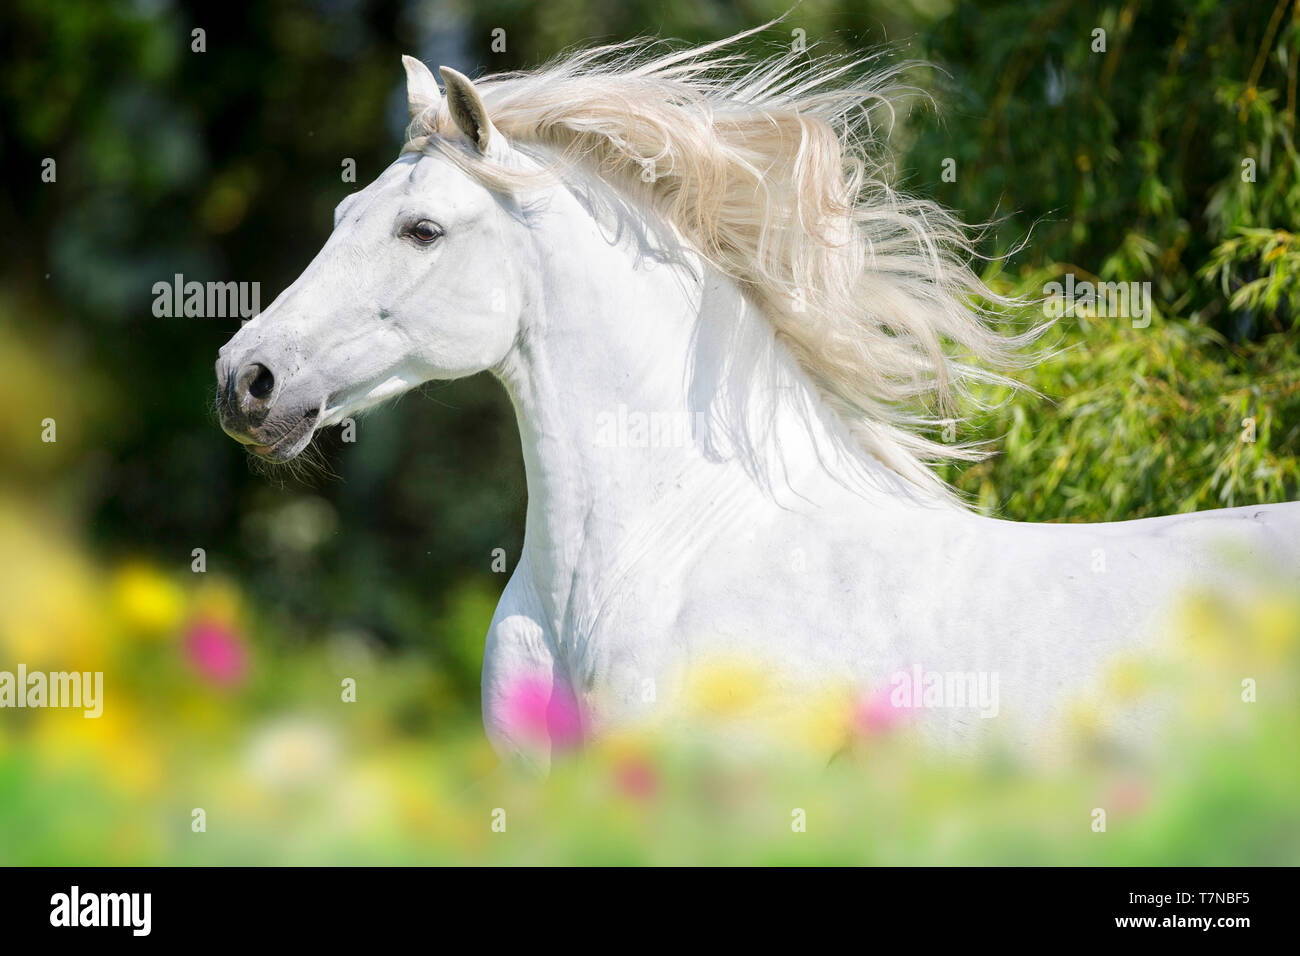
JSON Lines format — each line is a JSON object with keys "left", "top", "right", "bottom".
{"left": 1244, "top": 597, "right": 1299, "bottom": 659}
{"left": 685, "top": 658, "right": 772, "bottom": 718}
{"left": 596, "top": 727, "right": 657, "bottom": 765}
{"left": 780, "top": 688, "right": 853, "bottom": 757}
{"left": 0, "top": 502, "right": 106, "bottom": 667}
{"left": 1104, "top": 659, "right": 1147, "bottom": 701}
{"left": 1177, "top": 594, "right": 1234, "bottom": 661}
{"left": 34, "top": 701, "right": 165, "bottom": 796}
{"left": 1065, "top": 700, "right": 1102, "bottom": 742}
{"left": 112, "top": 563, "right": 184, "bottom": 636}
{"left": 191, "top": 577, "right": 244, "bottom": 628}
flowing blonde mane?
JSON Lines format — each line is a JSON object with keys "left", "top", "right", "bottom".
{"left": 403, "top": 26, "right": 1035, "bottom": 501}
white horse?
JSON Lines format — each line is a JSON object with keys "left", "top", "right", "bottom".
{"left": 216, "top": 34, "right": 1300, "bottom": 768}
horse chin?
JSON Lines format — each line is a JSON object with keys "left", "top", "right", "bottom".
{"left": 248, "top": 410, "right": 319, "bottom": 462}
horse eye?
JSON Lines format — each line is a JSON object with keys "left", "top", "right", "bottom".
{"left": 409, "top": 220, "right": 442, "bottom": 243}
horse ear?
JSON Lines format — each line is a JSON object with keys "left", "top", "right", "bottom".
{"left": 402, "top": 55, "right": 442, "bottom": 119}
{"left": 438, "top": 66, "right": 497, "bottom": 153}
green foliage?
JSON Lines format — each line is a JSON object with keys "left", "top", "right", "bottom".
{"left": 942, "top": 303, "right": 1300, "bottom": 520}
{"left": 909, "top": 0, "right": 1300, "bottom": 340}
{"left": 902, "top": 0, "right": 1300, "bottom": 521}
{"left": 1202, "top": 227, "right": 1300, "bottom": 327}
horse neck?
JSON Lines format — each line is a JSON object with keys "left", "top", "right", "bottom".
{"left": 493, "top": 182, "right": 923, "bottom": 613}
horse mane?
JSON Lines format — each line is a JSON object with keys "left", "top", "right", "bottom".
{"left": 403, "top": 25, "right": 1037, "bottom": 502}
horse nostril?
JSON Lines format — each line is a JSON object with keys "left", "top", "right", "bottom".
{"left": 249, "top": 364, "right": 275, "bottom": 400}
{"left": 234, "top": 362, "right": 276, "bottom": 409}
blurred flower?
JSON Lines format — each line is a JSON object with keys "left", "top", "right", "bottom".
{"left": 853, "top": 686, "right": 903, "bottom": 737}
{"left": 768, "top": 688, "right": 853, "bottom": 755}
{"left": 1244, "top": 597, "right": 1299, "bottom": 659}
{"left": 613, "top": 755, "right": 658, "bottom": 800}
{"left": 1065, "top": 701, "right": 1102, "bottom": 743}
{"left": 685, "top": 659, "right": 771, "bottom": 718}
{"left": 499, "top": 675, "right": 583, "bottom": 750}
{"left": 184, "top": 617, "right": 249, "bottom": 686}
{"left": 112, "top": 562, "right": 183, "bottom": 636}
{"left": 34, "top": 702, "right": 164, "bottom": 797}
{"left": 246, "top": 717, "right": 339, "bottom": 791}
{"left": 1178, "top": 594, "right": 1235, "bottom": 662}
{"left": 190, "top": 577, "right": 244, "bottom": 629}
{"left": 1107, "top": 776, "right": 1151, "bottom": 817}
{"left": 0, "top": 501, "right": 106, "bottom": 667}
{"left": 1104, "top": 659, "right": 1148, "bottom": 702}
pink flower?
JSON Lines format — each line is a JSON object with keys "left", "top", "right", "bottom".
{"left": 1108, "top": 778, "right": 1150, "bottom": 816}
{"left": 614, "top": 757, "right": 658, "bottom": 800}
{"left": 852, "top": 686, "right": 904, "bottom": 737}
{"left": 185, "top": 617, "right": 249, "bottom": 686}
{"left": 500, "top": 674, "right": 583, "bottom": 750}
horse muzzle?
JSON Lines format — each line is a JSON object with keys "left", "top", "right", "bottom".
{"left": 215, "top": 354, "right": 320, "bottom": 460}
